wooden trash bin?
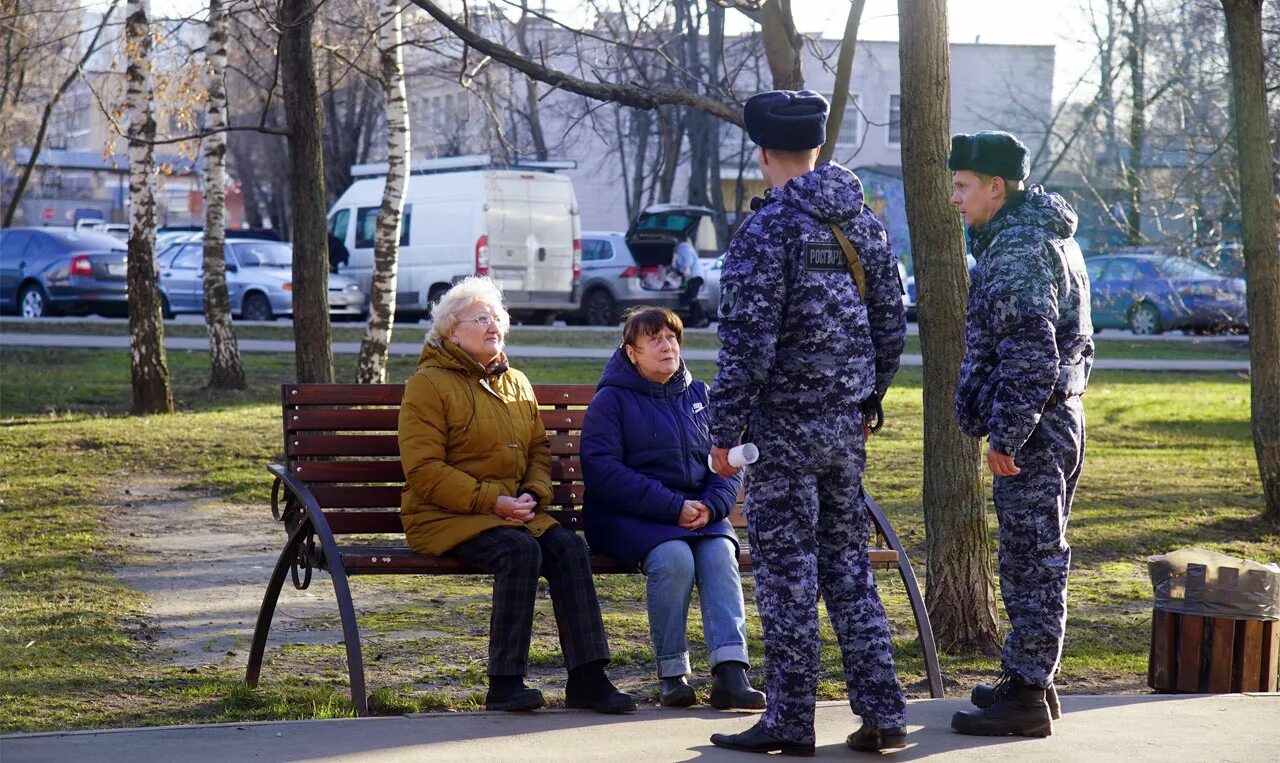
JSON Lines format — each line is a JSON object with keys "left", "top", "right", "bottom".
{"left": 1148, "top": 608, "right": 1280, "bottom": 693}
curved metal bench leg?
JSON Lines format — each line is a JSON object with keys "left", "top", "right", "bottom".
{"left": 863, "top": 492, "right": 945, "bottom": 698}
{"left": 246, "top": 519, "right": 311, "bottom": 688}
{"left": 329, "top": 564, "right": 368, "bottom": 716}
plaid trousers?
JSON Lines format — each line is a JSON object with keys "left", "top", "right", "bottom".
{"left": 451, "top": 525, "right": 611, "bottom": 676}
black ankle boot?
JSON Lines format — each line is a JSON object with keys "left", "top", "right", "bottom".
{"left": 484, "top": 675, "right": 544, "bottom": 712}
{"left": 565, "top": 660, "right": 636, "bottom": 714}
{"left": 659, "top": 676, "right": 697, "bottom": 707}
{"left": 972, "top": 679, "right": 1061, "bottom": 719}
{"left": 710, "top": 720, "right": 814, "bottom": 757}
{"left": 709, "top": 661, "right": 767, "bottom": 710}
{"left": 846, "top": 724, "right": 908, "bottom": 752}
{"left": 951, "top": 674, "right": 1052, "bottom": 737}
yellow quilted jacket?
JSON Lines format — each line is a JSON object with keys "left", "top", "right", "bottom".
{"left": 398, "top": 340, "right": 557, "bottom": 555}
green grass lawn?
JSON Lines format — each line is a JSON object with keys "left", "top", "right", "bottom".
{"left": 0, "top": 317, "right": 1253, "bottom": 361}
{"left": 0, "top": 345, "right": 1272, "bottom": 732}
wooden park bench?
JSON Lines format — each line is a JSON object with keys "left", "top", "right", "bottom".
{"left": 246, "top": 383, "right": 944, "bottom": 715}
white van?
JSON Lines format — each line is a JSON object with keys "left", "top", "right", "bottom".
{"left": 328, "top": 168, "right": 581, "bottom": 320}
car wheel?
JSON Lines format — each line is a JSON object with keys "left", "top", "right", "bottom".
{"left": 18, "top": 284, "right": 51, "bottom": 318}
{"left": 160, "top": 294, "right": 175, "bottom": 320}
{"left": 241, "top": 292, "right": 274, "bottom": 321}
{"left": 1128, "top": 302, "right": 1162, "bottom": 335}
{"left": 583, "top": 290, "right": 618, "bottom": 326}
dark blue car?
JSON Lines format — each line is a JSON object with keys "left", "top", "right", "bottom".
{"left": 0, "top": 227, "right": 128, "bottom": 317}
{"left": 1086, "top": 253, "right": 1248, "bottom": 335}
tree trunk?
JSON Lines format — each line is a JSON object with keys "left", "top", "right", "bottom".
{"left": 515, "top": 2, "right": 548, "bottom": 161}
{"left": 201, "top": 0, "right": 245, "bottom": 390}
{"left": 897, "top": 0, "right": 999, "bottom": 652}
{"left": 125, "top": 0, "right": 173, "bottom": 415}
{"left": 1123, "top": 0, "right": 1146, "bottom": 245}
{"left": 1222, "top": 0, "right": 1280, "bottom": 522}
{"left": 356, "top": 0, "right": 410, "bottom": 385}
{"left": 2, "top": 2, "right": 118, "bottom": 228}
{"left": 280, "top": 0, "right": 334, "bottom": 383}
{"left": 760, "top": 0, "right": 803, "bottom": 89}
{"left": 818, "top": 0, "right": 865, "bottom": 165}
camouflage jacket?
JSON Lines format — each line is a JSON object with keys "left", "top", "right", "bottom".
{"left": 709, "top": 162, "right": 907, "bottom": 454}
{"left": 955, "top": 186, "right": 1094, "bottom": 456}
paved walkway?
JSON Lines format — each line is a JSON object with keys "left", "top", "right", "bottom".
{"left": 0, "top": 332, "right": 1253, "bottom": 372}
{"left": 3, "top": 695, "right": 1277, "bottom": 762}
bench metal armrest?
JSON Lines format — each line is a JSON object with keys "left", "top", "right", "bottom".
{"left": 267, "top": 463, "right": 345, "bottom": 586}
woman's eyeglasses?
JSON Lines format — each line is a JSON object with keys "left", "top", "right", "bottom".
{"left": 459, "top": 315, "right": 500, "bottom": 329}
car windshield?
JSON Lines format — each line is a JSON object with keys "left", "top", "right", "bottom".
{"left": 1154, "top": 257, "right": 1217, "bottom": 280}
{"left": 235, "top": 242, "right": 293, "bottom": 267}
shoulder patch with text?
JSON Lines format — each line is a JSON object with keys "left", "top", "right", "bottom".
{"left": 804, "top": 241, "right": 846, "bottom": 272}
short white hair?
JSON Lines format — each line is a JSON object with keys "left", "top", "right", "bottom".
{"left": 426, "top": 276, "right": 510, "bottom": 347}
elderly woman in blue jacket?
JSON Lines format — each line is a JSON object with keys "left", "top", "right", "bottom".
{"left": 582, "top": 307, "right": 766, "bottom": 710}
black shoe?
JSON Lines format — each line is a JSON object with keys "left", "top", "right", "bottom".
{"left": 951, "top": 674, "right": 1052, "bottom": 737}
{"left": 710, "top": 720, "right": 815, "bottom": 757}
{"left": 659, "top": 676, "right": 697, "bottom": 708}
{"left": 972, "top": 678, "right": 1061, "bottom": 719}
{"left": 708, "top": 661, "right": 767, "bottom": 710}
{"left": 565, "top": 661, "right": 637, "bottom": 714}
{"left": 846, "top": 724, "right": 908, "bottom": 752}
{"left": 484, "top": 676, "right": 544, "bottom": 712}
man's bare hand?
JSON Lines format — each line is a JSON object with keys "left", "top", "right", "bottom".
{"left": 987, "top": 447, "right": 1021, "bottom": 477}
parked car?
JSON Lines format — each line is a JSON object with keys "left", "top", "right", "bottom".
{"left": 575, "top": 205, "right": 719, "bottom": 326}
{"left": 157, "top": 238, "right": 368, "bottom": 320}
{"left": 902, "top": 254, "right": 973, "bottom": 321}
{"left": 1086, "top": 253, "right": 1248, "bottom": 335}
{"left": 0, "top": 227, "right": 128, "bottom": 317}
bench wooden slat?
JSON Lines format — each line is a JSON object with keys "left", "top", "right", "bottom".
{"left": 548, "top": 435, "right": 580, "bottom": 456}
{"left": 337, "top": 544, "right": 755, "bottom": 576}
{"left": 549, "top": 459, "right": 582, "bottom": 480}
{"left": 325, "top": 510, "right": 404, "bottom": 534}
{"left": 285, "top": 384, "right": 406, "bottom": 405}
{"left": 529, "top": 385, "right": 596, "bottom": 406}
{"left": 311, "top": 485, "right": 403, "bottom": 508}
{"left": 292, "top": 461, "right": 404, "bottom": 482}
{"left": 287, "top": 409, "right": 400, "bottom": 433}
{"left": 290, "top": 434, "right": 400, "bottom": 457}
{"left": 540, "top": 409, "right": 586, "bottom": 430}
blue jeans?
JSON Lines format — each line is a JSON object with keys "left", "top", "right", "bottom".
{"left": 642, "top": 536, "right": 750, "bottom": 678}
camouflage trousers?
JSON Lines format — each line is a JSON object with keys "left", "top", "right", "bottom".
{"left": 744, "top": 451, "right": 906, "bottom": 743}
{"left": 993, "top": 397, "right": 1086, "bottom": 687}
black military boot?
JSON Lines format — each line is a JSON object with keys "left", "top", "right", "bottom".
{"left": 565, "top": 660, "right": 637, "bottom": 714}
{"left": 846, "top": 724, "right": 908, "bottom": 752}
{"left": 951, "top": 674, "right": 1052, "bottom": 737}
{"left": 710, "top": 720, "right": 815, "bottom": 757}
{"left": 484, "top": 675, "right": 544, "bottom": 712}
{"left": 708, "top": 661, "right": 767, "bottom": 710}
{"left": 972, "top": 677, "right": 1061, "bottom": 719}
{"left": 659, "top": 676, "right": 697, "bottom": 707}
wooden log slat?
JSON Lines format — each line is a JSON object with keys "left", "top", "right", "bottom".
{"left": 287, "top": 409, "right": 400, "bottom": 432}
{"left": 531, "top": 385, "right": 596, "bottom": 405}
{"left": 1262, "top": 621, "right": 1279, "bottom": 693}
{"left": 325, "top": 511, "right": 405, "bottom": 534}
{"left": 286, "top": 384, "right": 405, "bottom": 405}
{"left": 289, "top": 434, "right": 400, "bottom": 457}
{"left": 1175, "top": 614, "right": 1205, "bottom": 693}
{"left": 310, "top": 485, "right": 403, "bottom": 508}
{"left": 549, "top": 459, "right": 582, "bottom": 481}
{"left": 540, "top": 410, "right": 586, "bottom": 431}
{"left": 291, "top": 461, "right": 404, "bottom": 483}
{"left": 1208, "top": 617, "right": 1235, "bottom": 693}
{"left": 1238, "top": 619, "right": 1264, "bottom": 692}
{"left": 1148, "top": 609, "right": 1177, "bottom": 692}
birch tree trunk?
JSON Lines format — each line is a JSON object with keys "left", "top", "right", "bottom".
{"left": 280, "top": 0, "right": 334, "bottom": 383}
{"left": 125, "top": 0, "right": 172, "bottom": 415}
{"left": 355, "top": 0, "right": 410, "bottom": 385}
{"left": 898, "top": 0, "right": 999, "bottom": 652}
{"left": 201, "top": 0, "right": 245, "bottom": 390}
{"left": 1221, "top": 0, "right": 1280, "bottom": 522}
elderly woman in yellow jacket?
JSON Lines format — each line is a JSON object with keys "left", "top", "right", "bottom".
{"left": 398, "top": 276, "right": 635, "bottom": 715}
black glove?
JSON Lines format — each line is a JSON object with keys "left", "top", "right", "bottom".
{"left": 861, "top": 393, "right": 884, "bottom": 434}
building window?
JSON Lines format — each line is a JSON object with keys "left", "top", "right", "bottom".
{"left": 888, "top": 94, "right": 901, "bottom": 147}
{"left": 832, "top": 93, "right": 862, "bottom": 148}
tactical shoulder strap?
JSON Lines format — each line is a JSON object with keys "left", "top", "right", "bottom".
{"left": 828, "top": 223, "right": 868, "bottom": 301}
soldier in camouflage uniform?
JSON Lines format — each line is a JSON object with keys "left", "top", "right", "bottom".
{"left": 706, "top": 90, "right": 909, "bottom": 756}
{"left": 947, "top": 131, "right": 1093, "bottom": 738}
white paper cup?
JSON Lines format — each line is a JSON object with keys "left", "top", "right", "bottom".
{"left": 708, "top": 443, "right": 760, "bottom": 469}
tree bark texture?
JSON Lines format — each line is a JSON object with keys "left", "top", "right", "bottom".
{"left": 760, "top": 0, "right": 803, "bottom": 89}
{"left": 818, "top": 0, "right": 865, "bottom": 166}
{"left": 514, "top": 2, "right": 548, "bottom": 161}
{"left": 897, "top": 0, "right": 999, "bottom": 652}
{"left": 2, "top": 1, "right": 118, "bottom": 227}
{"left": 356, "top": 0, "right": 410, "bottom": 385}
{"left": 125, "top": 0, "right": 173, "bottom": 415}
{"left": 202, "top": 0, "right": 245, "bottom": 390}
{"left": 1221, "top": 0, "right": 1280, "bottom": 522}
{"left": 280, "top": 0, "right": 334, "bottom": 383}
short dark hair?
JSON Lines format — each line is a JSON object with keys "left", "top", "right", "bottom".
{"left": 621, "top": 306, "right": 684, "bottom": 348}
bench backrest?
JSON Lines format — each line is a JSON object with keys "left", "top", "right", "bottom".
{"left": 282, "top": 383, "right": 611, "bottom": 536}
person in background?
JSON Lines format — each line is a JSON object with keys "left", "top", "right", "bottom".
{"left": 672, "top": 236, "right": 709, "bottom": 327}
{"left": 581, "top": 307, "right": 764, "bottom": 710}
